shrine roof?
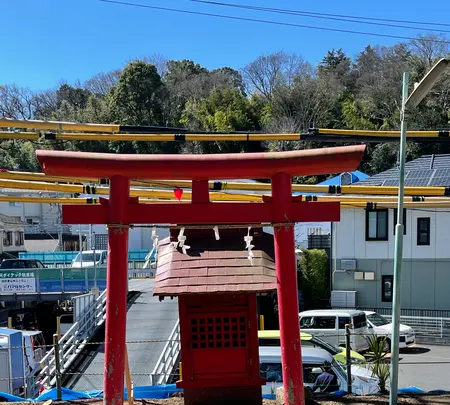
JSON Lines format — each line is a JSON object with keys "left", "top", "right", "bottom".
{"left": 153, "top": 229, "right": 277, "bottom": 296}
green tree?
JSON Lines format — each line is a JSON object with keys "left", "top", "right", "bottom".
{"left": 108, "top": 60, "right": 164, "bottom": 126}
{"left": 180, "top": 88, "right": 261, "bottom": 153}
{"left": 299, "top": 249, "right": 329, "bottom": 310}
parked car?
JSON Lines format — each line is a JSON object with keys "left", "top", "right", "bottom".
{"left": 71, "top": 250, "right": 107, "bottom": 268}
{"left": 258, "top": 330, "right": 366, "bottom": 365}
{"left": 259, "top": 346, "right": 379, "bottom": 396}
{"left": 299, "top": 309, "right": 370, "bottom": 352}
{"left": 364, "top": 311, "right": 415, "bottom": 351}
{"left": 0, "top": 259, "right": 45, "bottom": 269}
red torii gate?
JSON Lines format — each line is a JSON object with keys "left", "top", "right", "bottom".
{"left": 36, "top": 145, "right": 365, "bottom": 405}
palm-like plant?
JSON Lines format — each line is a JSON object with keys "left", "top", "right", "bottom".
{"left": 366, "top": 335, "right": 390, "bottom": 394}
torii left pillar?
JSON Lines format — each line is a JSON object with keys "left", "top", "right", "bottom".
{"left": 104, "top": 176, "right": 130, "bottom": 405}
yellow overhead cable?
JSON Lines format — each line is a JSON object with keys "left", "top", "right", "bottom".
{"left": 2, "top": 177, "right": 450, "bottom": 205}
{"left": 316, "top": 128, "right": 442, "bottom": 138}
{"left": 1, "top": 195, "right": 450, "bottom": 209}
{"left": 0, "top": 132, "right": 40, "bottom": 141}
{"left": 147, "top": 180, "right": 449, "bottom": 197}
{"left": 0, "top": 131, "right": 300, "bottom": 142}
{"left": 0, "top": 118, "right": 119, "bottom": 133}
{"left": 1, "top": 118, "right": 448, "bottom": 140}
{"left": 0, "top": 178, "right": 262, "bottom": 202}
{"left": 0, "top": 171, "right": 449, "bottom": 197}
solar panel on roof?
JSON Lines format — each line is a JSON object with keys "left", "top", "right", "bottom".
{"left": 407, "top": 170, "right": 434, "bottom": 179}
{"left": 433, "top": 168, "right": 450, "bottom": 177}
{"left": 428, "top": 177, "right": 450, "bottom": 186}
{"left": 406, "top": 179, "right": 430, "bottom": 186}
{"left": 383, "top": 180, "right": 399, "bottom": 186}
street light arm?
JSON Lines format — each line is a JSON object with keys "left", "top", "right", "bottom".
{"left": 406, "top": 58, "right": 450, "bottom": 108}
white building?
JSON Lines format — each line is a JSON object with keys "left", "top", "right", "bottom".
{"left": 331, "top": 154, "right": 450, "bottom": 311}
{"left": 0, "top": 213, "right": 25, "bottom": 256}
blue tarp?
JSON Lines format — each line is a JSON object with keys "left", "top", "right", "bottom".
{"left": 1, "top": 384, "right": 450, "bottom": 402}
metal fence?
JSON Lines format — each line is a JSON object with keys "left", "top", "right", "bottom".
{"left": 334, "top": 306, "right": 450, "bottom": 344}
{"left": 357, "top": 306, "right": 450, "bottom": 319}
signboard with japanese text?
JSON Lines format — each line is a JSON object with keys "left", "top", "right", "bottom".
{"left": 0, "top": 270, "right": 36, "bottom": 293}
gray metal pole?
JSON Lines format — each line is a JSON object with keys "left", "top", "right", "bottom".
{"left": 389, "top": 71, "right": 409, "bottom": 405}
{"left": 53, "top": 334, "right": 62, "bottom": 401}
{"left": 345, "top": 324, "right": 352, "bottom": 394}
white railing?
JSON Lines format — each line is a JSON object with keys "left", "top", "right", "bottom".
{"left": 128, "top": 268, "right": 155, "bottom": 278}
{"left": 29, "top": 289, "right": 107, "bottom": 397}
{"left": 149, "top": 320, "right": 181, "bottom": 386}
{"left": 384, "top": 315, "right": 450, "bottom": 339}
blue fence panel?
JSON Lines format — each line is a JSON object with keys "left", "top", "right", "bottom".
{"left": 19, "top": 249, "right": 152, "bottom": 264}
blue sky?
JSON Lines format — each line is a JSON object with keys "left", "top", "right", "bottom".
{"left": 1, "top": 0, "right": 449, "bottom": 90}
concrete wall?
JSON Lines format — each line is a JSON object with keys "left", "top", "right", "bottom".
{"left": 335, "top": 208, "right": 447, "bottom": 260}
{"left": 332, "top": 258, "right": 450, "bottom": 310}
{"left": 332, "top": 208, "right": 450, "bottom": 310}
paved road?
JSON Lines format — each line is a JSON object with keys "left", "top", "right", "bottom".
{"left": 67, "top": 279, "right": 179, "bottom": 391}
{"left": 398, "top": 344, "right": 450, "bottom": 391}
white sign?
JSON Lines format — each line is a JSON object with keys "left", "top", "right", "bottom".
{"left": 0, "top": 271, "right": 36, "bottom": 293}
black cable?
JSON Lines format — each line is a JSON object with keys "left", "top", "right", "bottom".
{"left": 188, "top": 0, "right": 450, "bottom": 34}
{"left": 98, "top": 0, "right": 450, "bottom": 44}
{"left": 189, "top": 0, "right": 450, "bottom": 28}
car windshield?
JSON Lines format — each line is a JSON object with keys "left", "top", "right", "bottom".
{"left": 74, "top": 253, "right": 101, "bottom": 262}
{"left": 367, "top": 313, "right": 390, "bottom": 326}
{"left": 311, "top": 337, "right": 340, "bottom": 355}
{"left": 352, "top": 313, "right": 367, "bottom": 329}
{"left": 331, "top": 358, "right": 347, "bottom": 381}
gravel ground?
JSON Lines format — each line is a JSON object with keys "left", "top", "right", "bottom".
{"left": 3, "top": 396, "right": 450, "bottom": 405}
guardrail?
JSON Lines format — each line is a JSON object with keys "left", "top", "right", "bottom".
{"left": 29, "top": 289, "right": 107, "bottom": 397}
{"left": 149, "top": 320, "right": 181, "bottom": 386}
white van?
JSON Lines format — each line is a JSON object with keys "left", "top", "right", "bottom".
{"left": 259, "top": 346, "right": 379, "bottom": 396}
{"left": 364, "top": 311, "right": 415, "bottom": 350}
{"left": 72, "top": 250, "right": 107, "bottom": 268}
{"left": 299, "top": 310, "right": 370, "bottom": 352}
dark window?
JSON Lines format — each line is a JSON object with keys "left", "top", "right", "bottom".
{"left": 366, "top": 209, "right": 388, "bottom": 241}
{"left": 313, "top": 316, "right": 336, "bottom": 329}
{"left": 260, "top": 363, "right": 282, "bottom": 382}
{"left": 382, "top": 275, "right": 393, "bottom": 302}
{"left": 417, "top": 218, "right": 430, "bottom": 246}
{"left": 300, "top": 316, "right": 313, "bottom": 329}
{"left": 393, "top": 209, "right": 407, "bottom": 235}
{"left": 3, "top": 231, "right": 12, "bottom": 247}
{"left": 338, "top": 317, "right": 350, "bottom": 329}
{"left": 352, "top": 314, "right": 367, "bottom": 329}
{"left": 95, "top": 234, "right": 108, "bottom": 250}
{"left": 15, "top": 231, "right": 24, "bottom": 246}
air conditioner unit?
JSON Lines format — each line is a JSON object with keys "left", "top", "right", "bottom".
{"left": 354, "top": 272, "right": 364, "bottom": 280}
{"left": 364, "top": 272, "right": 375, "bottom": 281}
{"left": 341, "top": 259, "right": 357, "bottom": 271}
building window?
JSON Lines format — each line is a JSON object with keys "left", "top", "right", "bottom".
{"left": 366, "top": 209, "right": 388, "bottom": 241}
{"left": 95, "top": 234, "right": 108, "bottom": 250}
{"left": 393, "top": 209, "right": 407, "bottom": 235}
{"left": 338, "top": 317, "right": 350, "bottom": 329}
{"left": 15, "top": 231, "right": 24, "bottom": 246}
{"left": 3, "top": 231, "right": 12, "bottom": 247}
{"left": 417, "top": 217, "right": 430, "bottom": 245}
{"left": 382, "top": 275, "right": 393, "bottom": 302}
{"left": 312, "top": 316, "right": 336, "bottom": 329}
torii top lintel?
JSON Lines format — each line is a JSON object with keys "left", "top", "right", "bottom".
{"left": 36, "top": 145, "right": 365, "bottom": 180}
{"left": 35, "top": 145, "right": 365, "bottom": 226}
